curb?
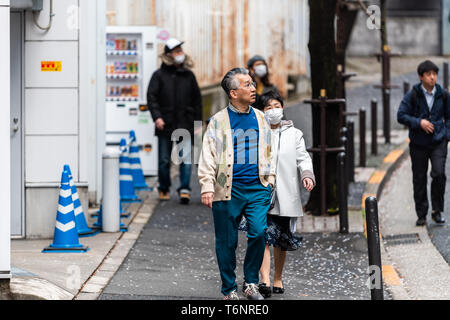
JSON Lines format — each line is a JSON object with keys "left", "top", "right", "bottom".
{"left": 361, "top": 139, "right": 410, "bottom": 212}
{"left": 360, "top": 138, "right": 412, "bottom": 300}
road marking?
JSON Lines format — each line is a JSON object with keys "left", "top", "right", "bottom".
{"left": 368, "top": 170, "right": 386, "bottom": 184}
{"left": 383, "top": 149, "right": 403, "bottom": 164}
{"left": 382, "top": 265, "right": 402, "bottom": 286}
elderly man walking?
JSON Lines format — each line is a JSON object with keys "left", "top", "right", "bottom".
{"left": 198, "top": 68, "right": 276, "bottom": 300}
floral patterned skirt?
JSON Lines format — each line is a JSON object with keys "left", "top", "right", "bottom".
{"left": 239, "top": 214, "right": 303, "bottom": 252}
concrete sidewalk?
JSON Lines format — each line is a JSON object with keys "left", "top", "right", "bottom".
{"left": 8, "top": 182, "right": 159, "bottom": 300}
{"left": 378, "top": 154, "right": 450, "bottom": 300}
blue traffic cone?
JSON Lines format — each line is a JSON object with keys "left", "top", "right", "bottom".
{"left": 43, "top": 170, "right": 89, "bottom": 253}
{"left": 93, "top": 204, "right": 103, "bottom": 229}
{"left": 64, "top": 165, "right": 97, "bottom": 237}
{"left": 119, "top": 138, "right": 141, "bottom": 203}
{"left": 128, "top": 131, "right": 150, "bottom": 190}
{"left": 120, "top": 201, "right": 130, "bottom": 218}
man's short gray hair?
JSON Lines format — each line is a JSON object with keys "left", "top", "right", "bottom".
{"left": 221, "top": 68, "right": 249, "bottom": 99}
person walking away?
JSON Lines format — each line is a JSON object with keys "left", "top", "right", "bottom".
{"left": 147, "top": 38, "right": 203, "bottom": 204}
{"left": 198, "top": 68, "right": 276, "bottom": 300}
{"left": 397, "top": 60, "right": 449, "bottom": 226}
{"left": 247, "top": 55, "right": 279, "bottom": 110}
{"left": 240, "top": 91, "right": 315, "bottom": 298}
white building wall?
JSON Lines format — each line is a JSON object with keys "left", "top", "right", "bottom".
{"left": 23, "top": 0, "right": 105, "bottom": 238}
{"left": 0, "top": 0, "right": 11, "bottom": 277}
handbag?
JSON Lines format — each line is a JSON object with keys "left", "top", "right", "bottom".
{"left": 269, "top": 130, "right": 282, "bottom": 211}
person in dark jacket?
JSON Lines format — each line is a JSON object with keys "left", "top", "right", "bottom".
{"left": 147, "top": 38, "right": 203, "bottom": 204}
{"left": 247, "top": 55, "right": 279, "bottom": 110}
{"left": 397, "top": 60, "right": 450, "bottom": 226}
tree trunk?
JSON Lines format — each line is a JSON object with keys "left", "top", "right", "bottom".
{"left": 305, "top": 0, "right": 339, "bottom": 215}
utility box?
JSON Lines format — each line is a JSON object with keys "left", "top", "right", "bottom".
{"left": 105, "top": 26, "right": 158, "bottom": 176}
{"left": 10, "top": 0, "right": 43, "bottom": 11}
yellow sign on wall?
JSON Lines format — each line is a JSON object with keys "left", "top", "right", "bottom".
{"left": 41, "top": 61, "right": 62, "bottom": 72}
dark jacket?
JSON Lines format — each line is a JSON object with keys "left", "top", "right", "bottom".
{"left": 397, "top": 83, "right": 450, "bottom": 147}
{"left": 147, "top": 54, "right": 203, "bottom": 137}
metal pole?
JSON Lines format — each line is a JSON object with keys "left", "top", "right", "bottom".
{"left": 444, "top": 62, "right": 449, "bottom": 91}
{"left": 359, "top": 108, "right": 366, "bottom": 167}
{"left": 319, "top": 94, "right": 327, "bottom": 216}
{"left": 365, "top": 197, "right": 384, "bottom": 300}
{"left": 347, "top": 120, "right": 355, "bottom": 183}
{"left": 102, "top": 147, "right": 121, "bottom": 233}
{"left": 337, "top": 152, "right": 348, "bottom": 234}
{"left": 341, "top": 127, "right": 349, "bottom": 196}
{"left": 403, "top": 81, "right": 410, "bottom": 95}
{"left": 0, "top": 2, "right": 12, "bottom": 284}
{"left": 340, "top": 133, "right": 349, "bottom": 198}
{"left": 371, "top": 99, "right": 378, "bottom": 156}
{"left": 383, "top": 88, "right": 391, "bottom": 144}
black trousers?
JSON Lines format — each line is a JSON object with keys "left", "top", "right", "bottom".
{"left": 409, "top": 139, "right": 448, "bottom": 219}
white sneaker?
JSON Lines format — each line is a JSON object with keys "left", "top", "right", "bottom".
{"left": 223, "top": 290, "right": 239, "bottom": 300}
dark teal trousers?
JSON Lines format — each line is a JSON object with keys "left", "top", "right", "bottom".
{"left": 212, "top": 183, "right": 271, "bottom": 296}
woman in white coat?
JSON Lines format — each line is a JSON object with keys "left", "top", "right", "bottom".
{"left": 258, "top": 91, "right": 315, "bottom": 298}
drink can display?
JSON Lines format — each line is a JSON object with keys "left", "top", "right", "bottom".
{"left": 132, "top": 85, "right": 139, "bottom": 97}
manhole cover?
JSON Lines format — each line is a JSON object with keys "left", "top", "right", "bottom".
{"left": 383, "top": 233, "right": 420, "bottom": 246}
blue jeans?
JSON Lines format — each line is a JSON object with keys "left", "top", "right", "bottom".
{"left": 212, "top": 183, "right": 271, "bottom": 296}
{"left": 158, "top": 135, "right": 192, "bottom": 193}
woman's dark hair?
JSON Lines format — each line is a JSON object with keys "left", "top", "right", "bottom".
{"left": 417, "top": 60, "right": 439, "bottom": 76}
{"left": 247, "top": 56, "right": 274, "bottom": 87}
{"left": 260, "top": 90, "right": 284, "bottom": 108}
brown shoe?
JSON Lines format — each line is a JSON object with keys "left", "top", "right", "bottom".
{"left": 159, "top": 191, "right": 170, "bottom": 201}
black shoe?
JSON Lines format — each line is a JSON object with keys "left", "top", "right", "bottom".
{"left": 258, "top": 283, "right": 272, "bottom": 299}
{"left": 432, "top": 211, "right": 445, "bottom": 224}
{"left": 179, "top": 192, "right": 191, "bottom": 205}
{"left": 416, "top": 217, "right": 426, "bottom": 226}
{"left": 272, "top": 286, "right": 285, "bottom": 294}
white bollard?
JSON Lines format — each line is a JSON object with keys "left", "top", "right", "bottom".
{"left": 102, "top": 147, "right": 120, "bottom": 233}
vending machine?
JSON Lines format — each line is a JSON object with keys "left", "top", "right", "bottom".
{"left": 105, "top": 26, "right": 158, "bottom": 176}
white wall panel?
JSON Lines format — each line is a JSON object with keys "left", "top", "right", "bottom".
{"left": 25, "top": 136, "right": 78, "bottom": 183}
{"left": 25, "top": 89, "right": 78, "bottom": 135}
{"left": 25, "top": 41, "right": 78, "bottom": 88}
{"left": 0, "top": 2, "right": 11, "bottom": 277}
{"left": 25, "top": 0, "right": 79, "bottom": 41}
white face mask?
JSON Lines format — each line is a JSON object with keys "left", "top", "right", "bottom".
{"left": 264, "top": 108, "right": 284, "bottom": 125}
{"left": 254, "top": 65, "right": 267, "bottom": 78}
{"left": 174, "top": 54, "right": 186, "bottom": 65}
